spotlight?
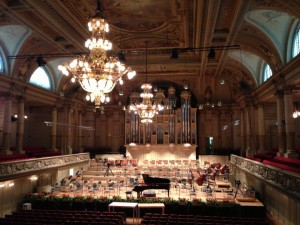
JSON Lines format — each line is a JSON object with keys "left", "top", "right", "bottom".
{"left": 36, "top": 56, "right": 46, "bottom": 67}
{"left": 208, "top": 47, "right": 215, "bottom": 59}
{"left": 11, "top": 115, "right": 18, "bottom": 122}
{"left": 118, "top": 51, "right": 126, "bottom": 63}
{"left": 170, "top": 49, "right": 178, "bottom": 59}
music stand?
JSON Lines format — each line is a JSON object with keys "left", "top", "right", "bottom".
{"left": 104, "top": 163, "right": 114, "bottom": 177}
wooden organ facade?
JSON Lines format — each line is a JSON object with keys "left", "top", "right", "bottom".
{"left": 125, "top": 86, "right": 197, "bottom": 160}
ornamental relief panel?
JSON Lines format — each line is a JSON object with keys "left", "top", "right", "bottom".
{"left": 0, "top": 153, "right": 90, "bottom": 179}
{"left": 230, "top": 155, "right": 300, "bottom": 199}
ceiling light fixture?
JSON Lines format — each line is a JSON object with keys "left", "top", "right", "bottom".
{"left": 292, "top": 102, "right": 300, "bottom": 118}
{"left": 207, "top": 47, "right": 216, "bottom": 59}
{"left": 129, "top": 41, "right": 163, "bottom": 124}
{"left": 58, "top": 0, "right": 136, "bottom": 108}
{"left": 36, "top": 56, "right": 46, "bottom": 67}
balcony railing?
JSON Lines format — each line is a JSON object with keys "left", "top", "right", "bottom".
{"left": 0, "top": 153, "right": 90, "bottom": 181}
{"left": 230, "top": 154, "right": 300, "bottom": 200}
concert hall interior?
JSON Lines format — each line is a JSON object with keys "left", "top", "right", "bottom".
{"left": 0, "top": 1, "right": 300, "bottom": 225}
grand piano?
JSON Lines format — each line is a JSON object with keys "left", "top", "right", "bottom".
{"left": 132, "top": 174, "right": 171, "bottom": 198}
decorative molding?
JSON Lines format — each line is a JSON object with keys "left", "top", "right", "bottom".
{"left": 230, "top": 155, "right": 300, "bottom": 200}
{"left": 0, "top": 153, "right": 90, "bottom": 181}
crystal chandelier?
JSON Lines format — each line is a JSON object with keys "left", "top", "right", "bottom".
{"left": 130, "top": 42, "right": 162, "bottom": 124}
{"left": 58, "top": 0, "right": 136, "bottom": 108}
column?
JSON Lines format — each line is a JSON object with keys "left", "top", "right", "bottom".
{"left": 78, "top": 110, "right": 83, "bottom": 153}
{"left": 276, "top": 90, "right": 285, "bottom": 156}
{"left": 16, "top": 97, "right": 25, "bottom": 153}
{"left": 66, "top": 107, "right": 73, "bottom": 154}
{"left": 283, "top": 88, "right": 297, "bottom": 158}
{"left": 1, "top": 94, "right": 13, "bottom": 154}
{"left": 212, "top": 110, "right": 220, "bottom": 151}
{"left": 198, "top": 112, "right": 205, "bottom": 155}
{"left": 51, "top": 106, "right": 57, "bottom": 152}
{"left": 73, "top": 107, "right": 78, "bottom": 152}
{"left": 232, "top": 109, "right": 240, "bottom": 152}
{"left": 245, "top": 107, "right": 252, "bottom": 157}
{"left": 240, "top": 109, "right": 246, "bottom": 157}
{"left": 257, "top": 103, "right": 265, "bottom": 154}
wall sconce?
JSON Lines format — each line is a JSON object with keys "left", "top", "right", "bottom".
{"left": 0, "top": 184, "right": 4, "bottom": 188}
{"left": 8, "top": 182, "right": 14, "bottom": 187}
{"left": 198, "top": 101, "right": 222, "bottom": 110}
{"left": 29, "top": 176, "right": 38, "bottom": 181}
{"left": 11, "top": 114, "right": 28, "bottom": 122}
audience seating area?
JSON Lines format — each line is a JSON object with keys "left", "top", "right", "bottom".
{"left": 246, "top": 152, "right": 300, "bottom": 173}
{"left": 0, "top": 209, "right": 125, "bottom": 225}
{"left": 0, "top": 153, "right": 29, "bottom": 162}
{"left": 263, "top": 160, "right": 300, "bottom": 173}
{"left": 24, "top": 146, "right": 61, "bottom": 158}
{"left": 0, "top": 147, "right": 61, "bottom": 162}
{"left": 140, "top": 213, "right": 270, "bottom": 225}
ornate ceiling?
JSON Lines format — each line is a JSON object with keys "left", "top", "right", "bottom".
{"left": 0, "top": 0, "right": 299, "bottom": 107}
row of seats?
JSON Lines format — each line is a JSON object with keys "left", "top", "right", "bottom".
{"left": 141, "top": 213, "right": 269, "bottom": 225}
{"left": 1, "top": 210, "right": 125, "bottom": 225}
{"left": 0, "top": 147, "right": 62, "bottom": 162}
{"left": 246, "top": 152, "right": 300, "bottom": 173}
{"left": 90, "top": 159, "right": 200, "bottom": 168}
{"left": 263, "top": 160, "right": 300, "bottom": 173}
{"left": 273, "top": 156, "right": 300, "bottom": 167}
{"left": 0, "top": 153, "right": 29, "bottom": 162}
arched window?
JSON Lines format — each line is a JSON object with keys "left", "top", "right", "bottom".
{"left": 0, "top": 54, "right": 4, "bottom": 73}
{"left": 263, "top": 64, "right": 272, "bottom": 82}
{"left": 29, "top": 67, "right": 51, "bottom": 90}
{"left": 292, "top": 24, "right": 300, "bottom": 58}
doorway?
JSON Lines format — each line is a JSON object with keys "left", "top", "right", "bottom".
{"left": 205, "top": 136, "right": 214, "bottom": 154}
